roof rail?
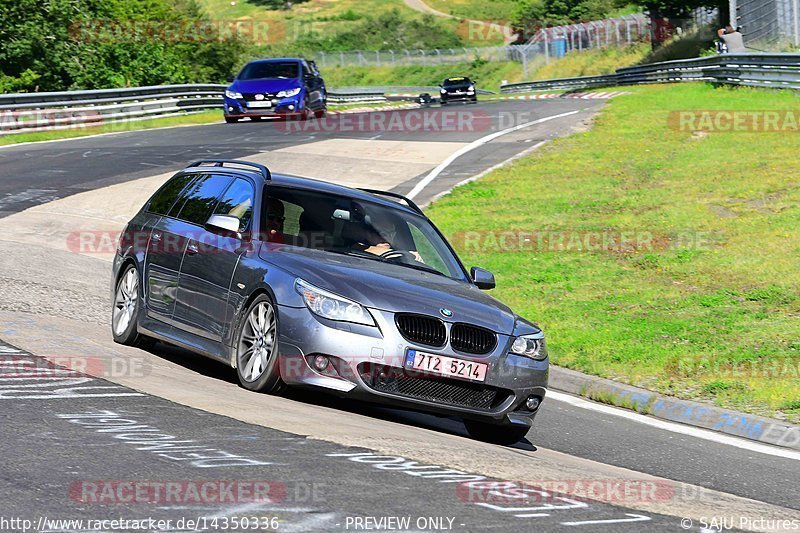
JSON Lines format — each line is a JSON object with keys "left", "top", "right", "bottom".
{"left": 186, "top": 159, "right": 271, "bottom": 180}
{"left": 358, "top": 188, "right": 423, "bottom": 215}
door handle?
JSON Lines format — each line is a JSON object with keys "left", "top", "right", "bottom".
{"left": 151, "top": 232, "right": 162, "bottom": 243}
{"left": 186, "top": 242, "right": 199, "bottom": 255}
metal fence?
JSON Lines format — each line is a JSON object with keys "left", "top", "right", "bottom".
{"left": 311, "top": 15, "right": 651, "bottom": 71}
{"left": 733, "top": 0, "right": 800, "bottom": 49}
{"left": 312, "top": 46, "right": 534, "bottom": 68}
{"left": 522, "top": 14, "right": 650, "bottom": 59}
{"left": 0, "top": 85, "right": 437, "bottom": 133}
{"left": 500, "top": 53, "right": 800, "bottom": 93}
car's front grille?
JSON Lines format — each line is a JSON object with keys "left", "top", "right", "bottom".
{"left": 360, "top": 364, "right": 509, "bottom": 410}
{"left": 242, "top": 93, "right": 276, "bottom": 101}
{"left": 395, "top": 314, "right": 446, "bottom": 347}
{"left": 450, "top": 323, "right": 497, "bottom": 355}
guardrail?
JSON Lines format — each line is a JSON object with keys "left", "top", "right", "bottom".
{"left": 500, "top": 53, "right": 800, "bottom": 93}
{"left": 0, "top": 85, "right": 440, "bottom": 133}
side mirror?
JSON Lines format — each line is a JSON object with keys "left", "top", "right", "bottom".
{"left": 206, "top": 214, "right": 241, "bottom": 237}
{"left": 226, "top": 75, "right": 235, "bottom": 83}
{"left": 470, "top": 267, "right": 495, "bottom": 290}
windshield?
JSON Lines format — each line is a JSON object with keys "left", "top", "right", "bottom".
{"left": 238, "top": 61, "right": 300, "bottom": 80}
{"left": 443, "top": 77, "right": 470, "bottom": 86}
{"left": 262, "top": 186, "right": 467, "bottom": 280}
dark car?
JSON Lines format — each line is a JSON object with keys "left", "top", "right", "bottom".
{"left": 439, "top": 77, "right": 478, "bottom": 105}
{"left": 224, "top": 58, "right": 326, "bottom": 122}
{"left": 111, "top": 160, "right": 548, "bottom": 445}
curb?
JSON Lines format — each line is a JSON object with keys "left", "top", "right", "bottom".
{"left": 549, "top": 365, "right": 800, "bottom": 451}
{"left": 494, "top": 91, "right": 630, "bottom": 100}
{"left": 329, "top": 103, "right": 420, "bottom": 114}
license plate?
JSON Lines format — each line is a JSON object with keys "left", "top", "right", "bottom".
{"left": 405, "top": 350, "right": 487, "bottom": 382}
{"left": 247, "top": 101, "right": 273, "bottom": 108}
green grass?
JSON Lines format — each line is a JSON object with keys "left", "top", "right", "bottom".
{"left": 197, "top": 0, "right": 498, "bottom": 46}
{"left": 425, "top": 82, "right": 800, "bottom": 422}
{"left": 198, "top": 0, "right": 406, "bottom": 23}
{"left": 0, "top": 111, "right": 222, "bottom": 146}
{"left": 423, "top": 0, "right": 521, "bottom": 21}
{"left": 532, "top": 43, "right": 650, "bottom": 80}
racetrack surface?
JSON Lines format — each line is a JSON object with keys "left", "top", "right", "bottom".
{"left": 0, "top": 99, "right": 798, "bottom": 532}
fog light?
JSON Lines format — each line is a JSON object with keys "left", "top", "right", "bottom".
{"left": 288, "top": 104, "right": 295, "bottom": 111}
{"left": 525, "top": 396, "right": 540, "bottom": 411}
{"left": 313, "top": 355, "right": 330, "bottom": 371}
{"left": 228, "top": 106, "right": 234, "bottom": 112}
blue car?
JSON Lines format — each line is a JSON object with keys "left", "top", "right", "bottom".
{"left": 224, "top": 58, "right": 327, "bottom": 123}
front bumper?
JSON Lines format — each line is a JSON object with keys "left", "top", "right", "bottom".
{"left": 440, "top": 92, "right": 477, "bottom": 103}
{"left": 223, "top": 96, "right": 304, "bottom": 118}
{"left": 275, "top": 305, "right": 548, "bottom": 427}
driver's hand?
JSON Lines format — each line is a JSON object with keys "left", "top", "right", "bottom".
{"left": 411, "top": 251, "right": 424, "bottom": 263}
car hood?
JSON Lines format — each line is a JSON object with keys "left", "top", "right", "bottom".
{"left": 231, "top": 79, "right": 301, "bottom": 93}
{"left": 262, "top": 246, "right": 518, "bottom": 334}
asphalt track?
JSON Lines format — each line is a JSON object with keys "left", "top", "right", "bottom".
{"left": 0, "top": 99, "right": 798, "bottom": 532}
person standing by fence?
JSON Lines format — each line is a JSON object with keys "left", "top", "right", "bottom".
{"left": 718, "top": 25, "right": 747, "bottom": 53}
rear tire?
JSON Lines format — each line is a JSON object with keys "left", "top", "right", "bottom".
{"left": 464, "top": 419, "right": 529, "bottom": 446}
{"left": 235, "top": 294, "right": 286, "bottom": 394}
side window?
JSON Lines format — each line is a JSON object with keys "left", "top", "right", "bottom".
{"left": 175, "top": 174, "right": 233, "bottom": 226}
{"left": 146, "top": 174, "right": 194, "bottom": 215}
{"left": 301, "top": 62, "right": 311, "bottom": 78}
{"left": 213, "top": 178, "right": 254, "bottom": 232}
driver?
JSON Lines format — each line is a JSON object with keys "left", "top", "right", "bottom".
{"left": 352, "top": 215, "right": 423, "bottom": 262}
{"left": 264, "top": 197, "right": 285, "bottom": 244}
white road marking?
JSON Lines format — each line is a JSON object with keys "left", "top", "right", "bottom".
{"left": 406, "top": 110, "right": 580, "bottom": 200}
{"left": 561, "top": 513, "right": 651, "bottom": 526}
{"left": 547, "top": 390, "right": 800, "bottom": 461}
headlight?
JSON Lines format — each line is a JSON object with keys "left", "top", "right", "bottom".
{"left": 440, "top": 88, "right": 447, "bottom": 94}
{"left": 295, "top": 279, "right": 375, "bottom": 326}
{"left": 276, "top": 87, "right": 301, "bottom": 98}
{"left": 510, "top": 334, "right": 546, "bottom": 360}
{"left": 467, "top": 85, "right": 475, "bottom": 93}
{"left": 225, "top": 90, "right": 243, "bottom": 99}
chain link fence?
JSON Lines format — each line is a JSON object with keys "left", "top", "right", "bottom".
{"left": 310, "top": 15, "right": 651, "bottom": 78}
{"left": 733, "top": 0, "right": 800, "bottom": 49}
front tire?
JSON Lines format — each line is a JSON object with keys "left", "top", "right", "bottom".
{"left": 464, "top": 419, "right": 529, "bottom": 446}
{"left": 225, "top": 117, "right": 239, "bottom": 124}
{"left": 112, "top": 264, "right": 142, "bottom": 346}
{"left": 235, "top": 294, "right": 285, "bottom": 394}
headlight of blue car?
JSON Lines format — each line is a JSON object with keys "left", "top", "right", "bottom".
{"left": 296, "top": 279, "right": 375, "bottom": 326}
{"left": 510, "top": 333, "right": 546, "bottom": 360}
{"left": 225, "top": 90, "right": 243, "bottom": 99}
{"left": 276, "top": 88, "right": 301, "bottom": 98}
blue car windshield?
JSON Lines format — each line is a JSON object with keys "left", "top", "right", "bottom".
{"left": 239, "top": 61, "right": 300, "bottom": 80}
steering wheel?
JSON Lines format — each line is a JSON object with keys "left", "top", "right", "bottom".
{"left": 379, "top": 249, "right": 417, "bottom": 262}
